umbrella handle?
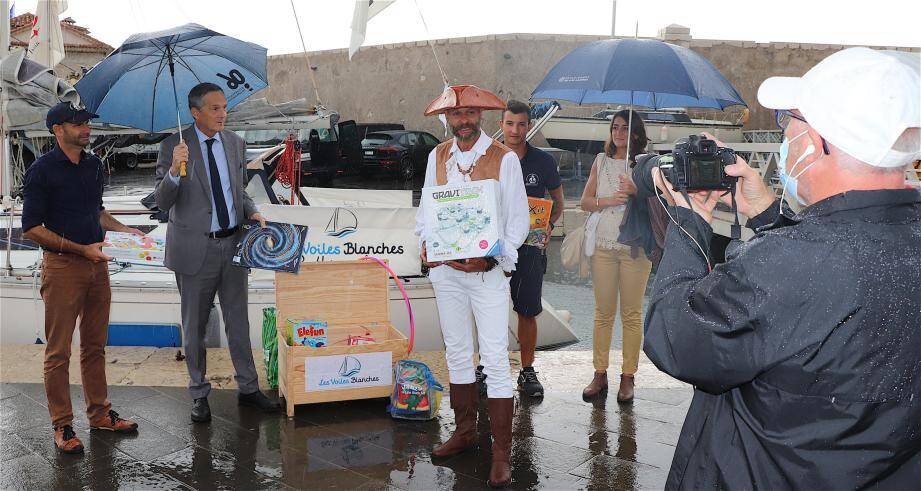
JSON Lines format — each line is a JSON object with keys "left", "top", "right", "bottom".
{"left": 177, "top": 120, "right": 187, "bottom": 177}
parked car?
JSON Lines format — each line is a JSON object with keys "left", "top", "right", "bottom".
{"left": 361, "top": 130, "right": 440, "bottom": 180}
{"left": 355, "top": 123, "right": 404, "bottom": 140}
{"left": 97, "top": 133, "right": 169, "bottom": 170}
{"left": 233, "top": 119, "right": 363, "bottom": 187}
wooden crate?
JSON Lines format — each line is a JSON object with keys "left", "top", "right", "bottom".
{"left": 276, "top": 260, "right": 408, "bottom": 416}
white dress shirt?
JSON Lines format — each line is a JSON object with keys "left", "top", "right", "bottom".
{"left": 169, "top": 126, "right": 238, "bottom": 232}
{"left": 415, "top": 130, "right": 530, "bottom": 274}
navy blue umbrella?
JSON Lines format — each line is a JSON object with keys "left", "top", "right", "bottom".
{"left": 531, "top": 38, "right": 746, "bottom": 109}
{"left": 75, "top": 23, "right": 268, "bottom": 133}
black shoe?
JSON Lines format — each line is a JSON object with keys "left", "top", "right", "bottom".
{"left": 238, "top": 390, "right": 282, "bottom": 412}
{"left": 518, "top": 367, "right": 544, "bottom": 398}
{"left": 191, "top": 397, "right": 211, "bottom": 423}
{"left": 475, "top": 365, "right": 487, "bottom": 397}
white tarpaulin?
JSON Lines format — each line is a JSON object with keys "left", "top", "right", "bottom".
{"left": 259, "top": 204, "right": 421, "bottom": 276}
{"left": 301, "top": 187, "right": 412, "bottom": 208}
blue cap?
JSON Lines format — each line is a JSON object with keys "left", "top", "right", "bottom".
{"left": 46, "top": 102, "right": 98, "bottom": 131}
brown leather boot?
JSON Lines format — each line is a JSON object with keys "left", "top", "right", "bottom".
{"left": 432, "top": 383, "right": 478, "bottom": 458}
{"left": 54, "top": 425, "right": 84, "bottom": 454}
{"left": 487, "top": 397, "right": 514, "bottom": 488}
{"left": 582, "top": 371, "right": 608, "bottom": 400}
{"left": 617, "top": 374, "right": 635, "bottom": 403}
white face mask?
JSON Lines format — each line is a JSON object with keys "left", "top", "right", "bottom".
{"left": 778, "top": 129, "right": 818, "bottom": 208}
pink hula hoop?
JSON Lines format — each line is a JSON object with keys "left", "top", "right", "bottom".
{"left": 359, "top": 256, "right": 414, "bottom": 354}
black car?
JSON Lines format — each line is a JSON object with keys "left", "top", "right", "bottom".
{"left": 361, "top": 130, "right": 440, "bottom": 180}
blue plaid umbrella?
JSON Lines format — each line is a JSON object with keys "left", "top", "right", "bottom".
{"left": 75, "top": 23, "right": 268, "bottom": 133}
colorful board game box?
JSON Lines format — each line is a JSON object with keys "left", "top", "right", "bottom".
{"left": 102, "top": 232, "right": 165, "bottom": 266}
{"left": 288, "top": 319, "right": 329, "bottom": 348}
{"left": 525, "top": 197, "right": 553, "bottom": 249}
{"left": 422, "top": 179, "right": 501, "bottom": 262}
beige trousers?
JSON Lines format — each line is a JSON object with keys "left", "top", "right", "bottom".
{"left": 590, "top": 247, "right": 652, "bottom": 374}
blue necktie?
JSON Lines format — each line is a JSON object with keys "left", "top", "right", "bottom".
{"left": 205, "top": 138, "right": 230, "bottom": 230}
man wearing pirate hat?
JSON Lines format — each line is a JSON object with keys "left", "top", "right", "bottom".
{"left": 414, "top": 85, "right": 529, "bottom": 488}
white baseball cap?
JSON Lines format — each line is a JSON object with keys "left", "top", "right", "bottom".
{"left": 758, "top": 47, "right": 920, "bottom": 168}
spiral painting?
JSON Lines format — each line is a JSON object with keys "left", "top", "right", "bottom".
{"left": 232, "top": 221, "right": 309, "bottom": 273}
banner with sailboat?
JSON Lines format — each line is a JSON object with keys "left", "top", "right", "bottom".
{"left": 258, "top": 204, "right": 422, "bottom": 276}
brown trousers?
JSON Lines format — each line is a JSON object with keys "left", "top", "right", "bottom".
{"left": 40, "top": 251, "right": 112, "bottom": 428}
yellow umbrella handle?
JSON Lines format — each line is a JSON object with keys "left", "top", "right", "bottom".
{"left": 180, "top": 160, "right": 187, "bottom": 177}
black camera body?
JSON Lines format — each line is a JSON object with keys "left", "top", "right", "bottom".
{"left": 659, "top": 135, "right": 737, "bottom": 192}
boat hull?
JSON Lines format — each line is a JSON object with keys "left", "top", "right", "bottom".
{"left": 1, "top": 254, "right": 578, "bottom": 352}
{"left": 540, "top": 116, "right": 744, "bottom": 154}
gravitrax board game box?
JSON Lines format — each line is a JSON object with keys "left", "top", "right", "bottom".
{"left": 422, "top": 179, "right": 502, "bottom": 262}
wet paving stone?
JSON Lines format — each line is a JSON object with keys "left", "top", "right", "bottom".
{"left": 100, "top": 416, "right": 191, "bottom": 462}
{"left": 0, "top": 383, "right": 686, "bottom": 489}
{"left": 0, "top": 433, "right": 32, "bottom": 462}
{"left": 630, "top": 399, "right": 694, "bottom": 426}
{"left": 0, "top": 382, "right": 23, "bottom": 400}
{"left": 633, "top": 387, "right": 694, "bottom": 407}
{"left": 570, "top": 454, "right": 669, "bottom": 490}
{"left": 0, "top": 394, "right": 49, "bottom": 433}
{"left": 380, "top": 456, "right": 484, "bottom": 490}
{"left": 149, "top": 444, "right": 286, "bottom": 490}
{"left": 1, "top": 453, "right": 59, "bottom": 490}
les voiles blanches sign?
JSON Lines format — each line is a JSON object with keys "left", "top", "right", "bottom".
{"left": 258, "top": 204, "right": 421, "bottom": 276}
{"left": 305, "top": 352, "right": 393, "bottom": 392}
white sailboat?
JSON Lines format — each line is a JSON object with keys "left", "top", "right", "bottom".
{"left": 1, "top": 187, "right": 578, "bottom": 351}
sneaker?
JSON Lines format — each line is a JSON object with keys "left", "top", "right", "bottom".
{"left": 90, "top": 410, "right": 139, "bottom": 433}
{"left": 54, "top": 425, "right": 84, "bottom": 454}
{"left": 475, "top": 365, "right": 487, "bottom": 397}
{"left": 518, "top": 367, "right": 544, "bottom": 398}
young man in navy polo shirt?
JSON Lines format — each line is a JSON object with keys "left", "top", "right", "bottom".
{"left": 493, "top": 100, "right": 564, "bottom": 397}
{"left": 21, "top": 103, "right": 142, "bottom": 454}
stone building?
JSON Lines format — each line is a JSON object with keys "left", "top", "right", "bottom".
{"left": 262, "top": 25, "right": 918, "bottom": 137}
{"left": 7, "top": 14, "right": 112, "bottom": 84}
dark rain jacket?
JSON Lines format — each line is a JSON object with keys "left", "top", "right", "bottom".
{"left": 643, "top": 189, "right": 921, "bottom": 490}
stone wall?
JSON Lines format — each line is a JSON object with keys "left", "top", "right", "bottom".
{"left": 260, "top": 31, "right": 918, "bottom": 137}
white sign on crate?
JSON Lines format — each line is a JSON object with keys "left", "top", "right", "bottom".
{"left": 305, "top": 352, "right": 393, "bottom": 392}
{"left": 422, "top": 179, "right": 502, "bottom": 262}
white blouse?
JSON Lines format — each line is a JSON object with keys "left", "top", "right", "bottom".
{"left": 593, "top": 153, "right": 630, "bottom": 251}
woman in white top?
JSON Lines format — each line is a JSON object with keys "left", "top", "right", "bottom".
{"left": 579, "top": 109, "right": 654, "bottom": 403}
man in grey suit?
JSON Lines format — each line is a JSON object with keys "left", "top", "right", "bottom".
{"left": 155, "top": 82, "right": 280, "bottom": 422}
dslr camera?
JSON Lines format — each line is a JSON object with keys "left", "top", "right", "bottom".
{"left": 654, "top": 135, "right": 737, "bottom": 192}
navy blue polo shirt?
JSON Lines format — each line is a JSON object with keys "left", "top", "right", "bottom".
{"left": 520, "top": 143, "right": 561, "bottom": 198}
{"left": 21, "top": 145, "right": 105, "bottom": 248}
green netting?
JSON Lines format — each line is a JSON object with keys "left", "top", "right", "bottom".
{"left": 262, "top": 307, "right": 278, "bottom": 389}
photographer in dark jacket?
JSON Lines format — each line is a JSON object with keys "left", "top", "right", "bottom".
{"left": 642, "top": 47, "right": 920, "bottom": 489}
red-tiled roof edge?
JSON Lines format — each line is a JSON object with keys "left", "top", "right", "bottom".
{"left": 9, "top": 13, "right": 113, "bottom": 53}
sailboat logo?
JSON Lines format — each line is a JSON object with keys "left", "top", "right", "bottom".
{"left": 326, "top": 208, "right": 358, "bottom": 238}
{"left": 339, "top": 356, "right": 362, "bottom": 377}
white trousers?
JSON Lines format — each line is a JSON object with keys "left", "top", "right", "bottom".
{"left": 431, "top": 266, "right": 513, "bottom": 398}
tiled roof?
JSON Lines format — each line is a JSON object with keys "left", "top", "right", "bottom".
{"left": 9, "top": 13, "right": 113, "bottom": 53}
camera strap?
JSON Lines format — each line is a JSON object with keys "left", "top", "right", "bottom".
{"left": 728, "top": 186, "right": 742, "bottom": 240}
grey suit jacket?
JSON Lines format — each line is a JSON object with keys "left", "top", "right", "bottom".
{"left": 154, "top": 125, "right": 258, "bottom": 275}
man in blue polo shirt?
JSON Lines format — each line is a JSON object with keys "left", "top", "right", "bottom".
{"left": 21, "top": 102, "right": 143, "bottom": 454}
{"left": 492, "top": 100, "right": 564, "bottom": 397}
